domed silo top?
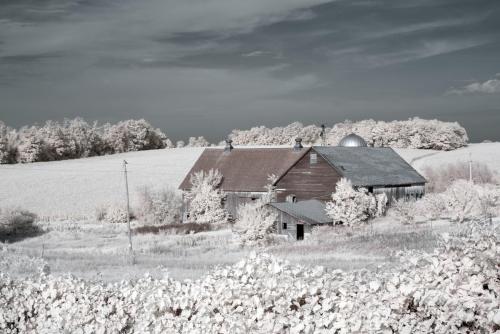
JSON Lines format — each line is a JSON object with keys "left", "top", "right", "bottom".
{"left": 339, "top": 133, "right": 368, "bottom": 147}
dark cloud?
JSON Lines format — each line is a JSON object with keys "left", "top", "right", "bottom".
{"left": 0, "top": 0, "right": 499, "bottom": 142}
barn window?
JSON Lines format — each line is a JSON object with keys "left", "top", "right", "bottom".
{"left": 282, "top": 223, "right": 287, "bottom": 230}
{"left": 310, "top": 153, "right": 318, "bottom": 165}
{"left": 286, "top": 194, "right": 297, "bottom": 203}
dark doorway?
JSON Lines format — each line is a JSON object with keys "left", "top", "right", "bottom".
{"left": 296, "top": 224, "right": 304, "bottom": 240}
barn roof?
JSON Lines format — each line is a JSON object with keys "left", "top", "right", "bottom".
{"left": 313, "top": 146, "right": 426, "bottom": 187}
{"left": 269, "top": 199, "right": 330, "bottom": 225}
{"left": 179, "top": 147, "right": 310, "bottom": 192}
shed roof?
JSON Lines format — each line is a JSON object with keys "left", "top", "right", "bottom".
{"left": 313, "top": 146, "right": 426, "bottom": 187}
{"left": 179, "top": 147, "right": 310, "bottom": 192}
{"left": 269, "top": 199, "right": 330, "bottom": 225}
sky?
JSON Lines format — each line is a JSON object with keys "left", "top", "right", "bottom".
{"left": 1, "top": 0, "right": 500, "bottom": 143}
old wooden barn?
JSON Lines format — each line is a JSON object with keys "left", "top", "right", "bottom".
{"left": 179, "top": 134, "right": 427, "bottom": 239}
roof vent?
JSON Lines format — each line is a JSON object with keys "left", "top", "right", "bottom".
{"left": 224, "top": 138, "right": 233, "bottom": 152}
{"left": 294, "top": 138, "right": 303, "bottom": 151}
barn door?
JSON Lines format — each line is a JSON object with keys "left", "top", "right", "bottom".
{"left": 296, "top": 224, "right": 304, "bottom": 240}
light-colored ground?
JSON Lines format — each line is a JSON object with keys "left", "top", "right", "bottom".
{"left": 0, "top": 147, "right": 204, "bottom": 219}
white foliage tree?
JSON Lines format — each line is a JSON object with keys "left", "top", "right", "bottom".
{"left": 185, "top": 169, "right": 227, "bottom": 224}
{"left": 392, "top": 199, "right": 418, "bottom": 225}
{"left": 417, "top": 193, "right": 447, "bottom": 220}
{"left": 0, "top": 121, "right": 17, "bottom": 164}
{"left": 233, "top": 200, "right": 277, "bottom": 246}
{"left": 136, "top": 187, "right": 182, "bottom": 225}
{"left": 103, "top": 119, "right": 168, "bottom": 153}
{"left": 443, "top": 180, "right": 480, "bottom": 223}
{"left": 326, "top": 118, "right": 468, "bottom": 150}
{"left": 325, "top": 178, "right": 378, "bottom": 226}
{"left": 186, "top": 136, "right": 210, "bottom": 147}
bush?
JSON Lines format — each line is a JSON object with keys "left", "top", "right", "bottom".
{"left": 423, "top": 161, "right": 498, "bottom": 193}
{"left": 0, "top": 208, "right": 38, "bottom": 240}
{"left": 101, "top": 205, "right": 128, "bottom": 224}
{"left": 233, "top": 200, "right": 277, "bottom": 247}
{"left": 325, "top": 178, "right": 385, "bottom": 226}
{"left": 135, "top": 187, "right": 182, "bottom": 225}
{"left": 133, "top": 223, "right": 212, "bottom": 235}
{"left": 1, "top": 230, "right": 498, "bottom": 333}
{"left": 391, "top": 199, "right": 418, "bottom": 225}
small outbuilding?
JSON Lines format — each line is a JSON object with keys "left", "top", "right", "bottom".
{"left": 268, "top": 199, "right": 331, "bottom": 240}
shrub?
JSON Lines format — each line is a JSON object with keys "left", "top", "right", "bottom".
{"left": 325, "top": 179, "right": 385, "bottom": 226}
{"left": 233, "top": 200, "right": 277, "bottom": 247}
{"left": 423, "top": 161, "right": 498, "bottom": 193}
{"left": 102, "top": 205, "right": 128, "bottom": 224}
{"left": 136, "top": 187, "right": 182, "bottom": 225}
{"left": 133, "top": 223, "right": 212, "bottom": 235}
{"left": 391, "top": 199, "right": 418, "bottom": 225}
{"left": 0, "top": 208, "right": 38, "bottom": 240}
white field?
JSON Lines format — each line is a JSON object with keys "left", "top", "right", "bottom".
{"left": 0, "top": 143, "right": 499, "bottom": 219}
{"left": 1, "top": 143, "right": 499, "bottom": 281}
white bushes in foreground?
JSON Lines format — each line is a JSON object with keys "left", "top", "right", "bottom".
{"left": 1, "top": 228, "right": 498, "bottom": 333}
{"left": 325, "top": 179, "right": 386, "bottom": 226}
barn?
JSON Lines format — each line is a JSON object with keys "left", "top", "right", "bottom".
{"left": 179, "top": 134, "right": 427, "bottom": 233}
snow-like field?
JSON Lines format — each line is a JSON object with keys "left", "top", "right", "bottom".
{"left": 0, "top": 147, "right": 204, "bottom": 218}
{"left": 0, "top": 143, "right": 499, "bottom": 218}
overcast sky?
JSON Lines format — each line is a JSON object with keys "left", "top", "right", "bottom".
{"left": 1, "top": 0, "right": 500, "bottom": 142}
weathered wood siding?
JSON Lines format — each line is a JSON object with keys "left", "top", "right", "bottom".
{"left": 273, "top": 209, "right": 313, "bottom": 240}
{"left": 275, "top": 150, "right": 342, "bottom": 202}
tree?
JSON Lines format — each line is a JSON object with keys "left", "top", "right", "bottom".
{"left": 443, "top": 180, "right": 480, "bottom": 223}
{"left": 136, "top": 187, "right": 182, "bottom": 225}
{"left": 185, "top": 169, "right": 227, "bottom": 224}
{"left": 103, "top": 119, "right": 167, "bottom": 153}
{"left": 325, "top": 178, "right": 378, "bottom": 226}
{"left": 186, "top": 136, "right": 210, "bottom": 147}
{"left": 0, "top": 121, "right": 17, "bottom": 164}
{"left": 233, "top": 200, "right": 277, "bottom": 246}
{"left": 16, "top": 126, "right": 47, "bottom": 163}
{"left": 392, "top": 199, "right": 418, "bottom": 225}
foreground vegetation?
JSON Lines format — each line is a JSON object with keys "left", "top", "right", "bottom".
{"left": 1, "top": 222, "right": 498, "bottom": 333}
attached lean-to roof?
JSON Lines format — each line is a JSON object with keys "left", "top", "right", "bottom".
{"left": 269, "top": 199, "right": 330, "bottom": 225}
{"left": 313, "top": 146, "right": 427, "bottom": 187}
{"left": 179, "top": 147, "right": 310, "bottom": 192}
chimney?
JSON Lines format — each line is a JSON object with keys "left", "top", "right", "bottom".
{"left": 224, "top": 138, "right": 234, "bottom": 152}
{"left": 294, "top": 137, "right": 303, "bottom": 151}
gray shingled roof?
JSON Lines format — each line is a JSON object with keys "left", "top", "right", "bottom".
{"left": 269, "top": 199, "right": 331, "bottom": 225}
{"left": 313, "top": 146, "right": 427, "bottom": 187}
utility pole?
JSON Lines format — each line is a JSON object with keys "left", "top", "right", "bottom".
{"left": 123, "top": 160, "right": 134, "bottom": 264}
{"left": 320, "top": 124, "right": 326, "bottom": 146}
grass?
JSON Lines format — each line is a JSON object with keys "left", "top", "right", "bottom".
{"left": 0, "top": 217, "right": 459, "bottom": 282}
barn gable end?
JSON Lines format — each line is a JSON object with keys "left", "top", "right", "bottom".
{"left": 275, "top": 149, "right": 342, "bottom": 202}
